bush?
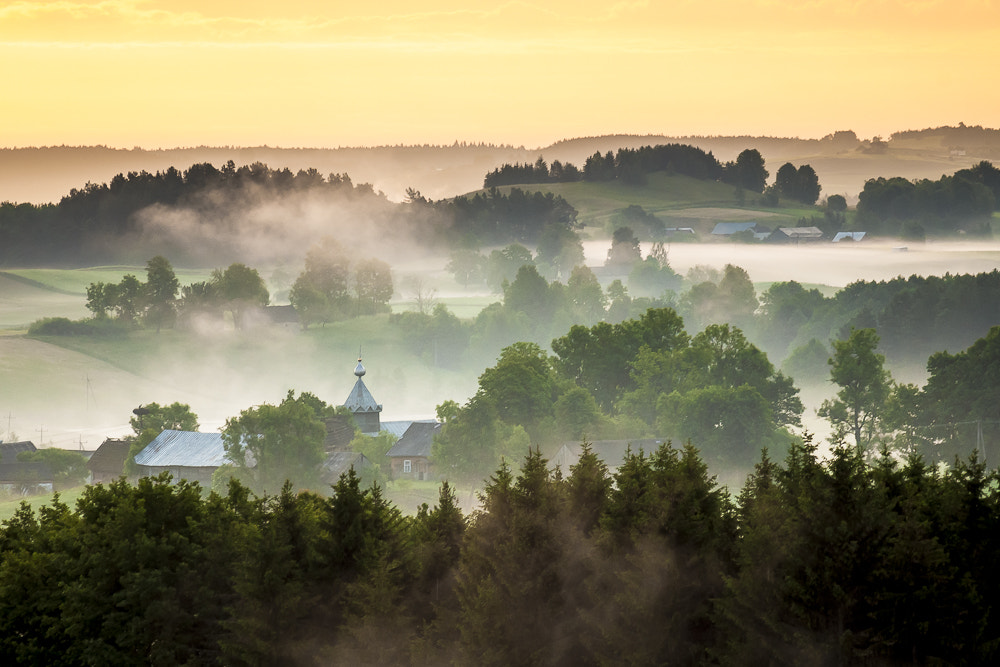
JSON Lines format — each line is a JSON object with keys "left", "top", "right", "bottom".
{"left": 28, "top": 317, "right": 131, "bottom": 337}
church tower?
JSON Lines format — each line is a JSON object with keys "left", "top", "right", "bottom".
{"left": 343, "top": 357, "right": 382, "bottom": 434}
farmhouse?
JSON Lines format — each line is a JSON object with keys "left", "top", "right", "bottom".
{"left": 386, "top": 422, "right": 442, "bottom": 481}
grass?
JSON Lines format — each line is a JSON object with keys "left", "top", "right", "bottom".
{"left": 484, "top": 173, "right": 801, "bottom": 234}
{"left": 0, "top": 485, "right": 88, "bottom": 523}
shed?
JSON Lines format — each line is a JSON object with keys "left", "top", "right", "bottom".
{"left": 386, "top": 422, "right": 442, "bottom": 481}
{"left": 769, "top": 226, "right": 825, "bottom": 243}
{"left": 134, "top": 430, "right": 235, "bottom": 486}
{"left": 0, "top": 441, "right": 36, "bottom": 463}
{"left": 87, "top": 438, "right": 131, "bottom": 484}
{"left": 0, "top": 462, "right": 54, "bottom": 496}
{"left": 833, "top": 231, "right": 867, "bottom": 243}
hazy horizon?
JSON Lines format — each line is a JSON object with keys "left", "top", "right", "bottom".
{"left": 3, "top": 2, "right": 997, "bottom": 149}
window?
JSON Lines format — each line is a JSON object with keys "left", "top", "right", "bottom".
{"left": 403, "top": 459, "right": 411, "bottom": 473}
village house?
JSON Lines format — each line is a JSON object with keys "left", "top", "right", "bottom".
{"left": 386, "top": 421, "right": 442, "bottom": 481}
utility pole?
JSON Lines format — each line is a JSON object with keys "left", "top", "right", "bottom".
{"left": 37, "top": 426, "right": 44, "bottom": 445}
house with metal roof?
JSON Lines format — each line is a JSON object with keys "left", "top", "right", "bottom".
{"left": 343, "top": 358, "right": 382, "bottom": 434}
{"left": 767, "top": 226, "right": 825, "bottom": 243}
{"left": 134, "top": 430, "right": 236, "bottom": 486}
{"left": 833, "top": 231, "right": 867, "bottom": 243}
{"left": 386, "top": 422, "right": 442, "bottom": 481}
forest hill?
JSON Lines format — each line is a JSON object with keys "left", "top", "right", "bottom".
{"left": 1, "top": 439, "right": 998, "bottom": 664}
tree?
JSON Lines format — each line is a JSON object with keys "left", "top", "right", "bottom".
{"left": 221, "top": 391, "right": 326, "bottom": 495}
{"left": 213, "top": 263, "right": 269, "bottom": 330}
{"left": 819, "top": 328, "right": 892, "bottom": 450}
{"left": 354, "top": 258, "right": 393, "bottom": 315}
{"left": 724, "top": 148, "right": 769, "bottom": 193}
{"left": 16, "top": 449, "right": 88, "bottom": 488}
{"left": 144, "top": 255, "right": 179, "bottom": 332}
{"left": 606, "top": 226, "right": 642, "bottom": 268}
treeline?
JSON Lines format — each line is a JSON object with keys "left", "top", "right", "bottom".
{"left": 483, "top": 143, "right": 771, "bottom": 193}
{"left": 0, "top": 161, "right": 582, "bottom": 266}
{"left": 856, "top": 161, "right": 1000, "bottom": 237}
{"left": 0, "top": 162, "right": 384, "bottom": 265}
{"left": 758, "top": 270, "right": 1000, "bottom": 370}
{"left": 3, "top": 441, "right": 1000, "bottom": 664}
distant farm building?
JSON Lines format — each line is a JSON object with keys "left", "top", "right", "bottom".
{"left": 833, "top": 231, "right": 868, "bottom": 243}
{"left": 768, "top": 227, "right": 825, "bottom": 243}
{"left": 134, "top": 430, "right": 233, "bottom": 486}
{"left": 88, "top": 438, "right": 131, "bottom": 484}
{"left": 0, "top": 462, "right": 53, "bottom": 496}
{"left": 0, "top": 440, "right": 36, "bottom": 463}
{"left": 386, "top": 422, "right": 443, "bottom": 481}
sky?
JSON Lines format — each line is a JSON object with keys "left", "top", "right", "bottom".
{"left": 2, "top": 0, "right": 998, "bottom": 149}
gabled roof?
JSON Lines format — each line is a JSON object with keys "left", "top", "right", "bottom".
{"left": 833, "top": 231, "right": 867, "bottom": 242}
{"left": 777, "top": 226, "right": 824, "bottom": 238}
{"left": 0, "top": 441, "right": 36, "bottom": 463}
{"left": 343, "top": 377, "right": 382, "bottom": 414}
{"left": 321, "top": 451, "right": 373, "bottom": 484}
{"left": 0, "top": 462, "right": 53, "bottom": 482}
{"left": 387, "top": 422, "right": 442, "bottom": 459}
{"left": 381, "top": 419, "right": 436, "bottom": 440}
{"left": 711, "top": 222, "right": 758, "bottom": 235}
{"left": 134, "top": 430, "right": 232, "bottom": 468}
{"left": 87, "top": 438, "right": 131, "bottom": 473}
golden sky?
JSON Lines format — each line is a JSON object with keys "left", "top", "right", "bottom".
{"left": 2, "top": 0, "right": 998, "bottom": 148}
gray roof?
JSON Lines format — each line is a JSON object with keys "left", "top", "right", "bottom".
{"left": 88, "top": 438, "right": 130, "bottom": 473}
{"left": 134, "top": 430, "right": 232, "bottom": 468}
{"left": 381, "top": 419, "right": 435, "bottom": 440}
{"left": 321, "top": 451, "right": 373, "bottom": 483}
{"left": 386, "top": 422, "right": 442, "bottom": 458}
{"left": 0, "top": 441, "right": 36, "bottom": 463}
{"left": 777, "top": 226, "right": 824, "bottom": 238}
{"left": 711, "top": 222, "right": 758, "bottom": 235}
{"left": 0, "top": 462, "right": 53, "bottom": 482}
{"left": 343, "top": 377, "right": 382, "bottom": 413}
{"left": 833, "top": 231, "right": 867, "bottom": 242}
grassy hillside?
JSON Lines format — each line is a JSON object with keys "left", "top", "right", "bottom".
{"left": 484, "top": 172, "right": 803, "bottom": 234}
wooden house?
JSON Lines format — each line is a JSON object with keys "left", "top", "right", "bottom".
{"left": 386, "top": 422, "right": 442, "bottom": 481}
{"left": 87, "top": 438, "right": 131, "bottom": 484}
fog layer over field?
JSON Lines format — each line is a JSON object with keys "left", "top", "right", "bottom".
{"left": 584, "top": 239, "right": 1000, "bottom": 287}
{"left": 5, "top": 236, "right": 999, "bottom": 452}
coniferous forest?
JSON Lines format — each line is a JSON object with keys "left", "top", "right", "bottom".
{"left": 1, "top": 440, "right": 998, "bottom": 665}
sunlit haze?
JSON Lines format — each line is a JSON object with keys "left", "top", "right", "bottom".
{"left": 3, "top": 0, "right": 998, "bottom": 148}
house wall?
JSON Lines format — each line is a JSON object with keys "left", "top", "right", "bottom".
{"left": 137, "top": 465, "right": 217, "bottom": 486}
{"left": 389, "top": 456, "right": 433, "bottom": 481}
